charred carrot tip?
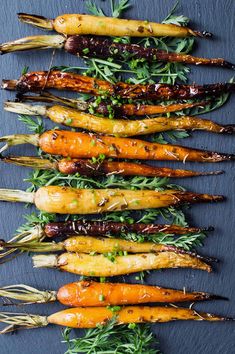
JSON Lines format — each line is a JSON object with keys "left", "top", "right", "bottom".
{"left": 194, "top": 30, "right": 213, "bottom": 38}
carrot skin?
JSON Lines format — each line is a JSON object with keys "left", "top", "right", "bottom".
{"left": 47, "top": 306, "right": 226, "bottom": 328}
{"left": 34, "top": 186, "right": 224, "bottom": 214}
{"left": 54, "top": 251, "right": 212, "bottom": 276}
{"left": 57, "top": 159, "right": 211, "bottom": 177}
{"left": 44, "top": 220, "right": 207, "bottom": 238}
{"left": 57, "top": 281, "right": 218, "bottom": 307}
{"left": 65, "top": 35, "right": 235, "bottom": 69}
{"left": 39, "top": 130, "right": 235, "bottom": 162}
{"left": 4, "top": 71, "right": 235, "bottom": 100}
{"left": 46, "top": 105, "right": 235, "bottom": 136}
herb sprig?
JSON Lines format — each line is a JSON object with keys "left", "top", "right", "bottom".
{"left": 62, "top": 318, "right": 160, "bottom": 354}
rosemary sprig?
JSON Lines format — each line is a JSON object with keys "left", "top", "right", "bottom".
{"left": 62, "top": 318, "right": 160, "bottom": 354}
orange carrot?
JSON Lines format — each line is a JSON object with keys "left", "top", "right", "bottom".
{"left": 0, "top": 281, "right": 225, "bottom": 307}
{"left": 0, "top": 306, "right": 231, "bottom": 333}
{"left": 0, "top": 130, "right": 234, "bottom": 162}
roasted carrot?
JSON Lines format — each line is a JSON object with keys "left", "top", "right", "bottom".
{"left": 2, "top": 71, "right": 235, "bottom": 100}
{"left": 0, "top": 305, "right": 231, "bottom": 334}
{"left": 0, "top": 235, "right": 211, "bottom": 262}
{"left": 0, "top": 221, "right": 212, "bottom": 265}
{"left": 5, "top": 102, "right": 235, "bottom": 136}
{"left": 17, "top": 13, "right": 212, "bottom": 38}
{"left": 44, "top": 220, "right": 212, "bottom": 238}
{"left": 1, "top": 156, "right": 223, "bottom": 178}
{"left": 1, "top": 34, "right": 233, "bottom": 69}
{"left": 0, "top": 130, "right": 234, "bottom": 162}
{"left": 32, "top": 251, "right": 212, "bottom": 275}
{"left": 0, "top": 186, "right": 224, "bottom": 214}
{"left": 0, "top": 281, "right": 226, "bottom": 306}
{"left": 18, "top": 91, "right": 210, "bottom": 116}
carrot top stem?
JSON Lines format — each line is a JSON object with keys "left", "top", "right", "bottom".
{"left": 0, "top": 312, "right": 48, "bottom": 333}
{"left": 0, "top": 134, "right": 39, "bottom": 153}
{"left": 0, "top": 189, "right": 34, "bottom": 203}
{"left": 0, "top": 35, "right": 65, "bottom": 54}
{"left": 4, "top": 102, "right": 47, "bottom": 116}
{"left": 0, "top": 285, "right": 56, "bottom": 305}
{"left": 18, "top": 13, "right": 53, "bottom": 30}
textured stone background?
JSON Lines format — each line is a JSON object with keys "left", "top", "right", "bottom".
{"left": 0, "top": 1, "right": 234, "bottom": 353}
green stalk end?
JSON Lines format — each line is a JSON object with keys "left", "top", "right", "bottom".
{"left": 0, "top": 241, "right": 64, "bottom": 253}
{"left": 0, "top": 312, "right": 48, "bottom": 333}
{"left": 1, "top": 155, "right": 57, "bottom": 171}
{"left": 0, "top": 284, "right": 57, "bottom": 305}
{"left": 0, "top": 225, "right": 44, "bottom": 263}
{"left": 33, "top": 254, "right": 58, "bottom": 269}
{"left": 0, "top": 189, "right": 35, "bottom": 204}
{"left": 17, "top": 13, "right": 54, "bottom": 31}
{"left": 0, "top": 133, "right": 39, "bottom": 153}
{"left": 4, "top": 102, "right": 47, "bottom": 116}
{"left": 0, "top": 35, "right": 65, "bottom": 54}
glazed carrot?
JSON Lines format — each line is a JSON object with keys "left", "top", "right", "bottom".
{"left": 1, "top": 34, "right": 233, "bottom": 69}
{"left": 0, "top": 186, "right": 224, "bottom": 214}
{"left": 0, "top": 281, "right": 226, "bottom": 306}
{"left": 0, "top": 235, "right": 211, "bottom": 262}
{"left": 17, "top": 13, "right": 212, "bottom": 38}
{"left": 5, "top": 102, "right": 235, "bottom": 136}
{"left": 32, "top": 251, "right": 212, "bottom": 275}
{"left": 1, "top": 156, "right": 223, "bottom": 178}
{"left": 0, "top": 305, "right": 231, "bottom": 333}
{"left": 43, "top": 220, "right": 211, "bottom": 238}
{"left": 0, "top": 130, "right": 234, "bottom": 162}
{"left": 2, "top": 71, "right": 235, "bottom": 100}
{"left": 18, "top": 91, "right": 210, "bottom": 116}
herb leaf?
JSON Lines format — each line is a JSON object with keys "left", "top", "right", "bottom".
{"left": 62, "top": 318, "right": 160, "bottom": 354}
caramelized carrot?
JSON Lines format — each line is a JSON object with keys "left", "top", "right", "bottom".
{"left": 17, "top": 13, "right": 212, "bottom": 38}
{"left": 32, "top": 251, "right": 212, "bottom": 276}
{"left": 2, "top": 70, "right": 235, "bottom": 100}
{"left": 18, "top": 91, "right": 210, "bottom": 116}
{"left": 0, "top": 306, "right": 231, "bottom": 334}
{"left": 1, "top": 34, "right": 233, "bottom": 69}
{"left": 1, "top": 156, "right": 223, "bottom": 178}
{"left": 0, "top": 186, "right": 224, "bottom": 214}
{"left": 5, "top": 102, "right": 235, "bottom": 136}
{"left": 0, "top": 281, "right": 225, "bottom": 307}
{"left": 0, "top": 130, "right": 234, "bottom": 162}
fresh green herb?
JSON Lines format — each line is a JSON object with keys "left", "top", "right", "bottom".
{"left": 21, "top": 66, "right": 29, "bottom": 75}
{"left": 110, "top": 0, "right": 131, "bottom": 18}
{"left": 85, "top": 1, "right": 106, "bottom": 17}
{"left": 62, "top": 318, "right": 160, "bottom": 354}
{"left": 99, "top": 294, "right": 105, "bottom": 302}
{"left": 18, "top": 114, "right": 44, "bottom": 135}
{"left": 107, "top": 305, "right": 122, "bottom": 313}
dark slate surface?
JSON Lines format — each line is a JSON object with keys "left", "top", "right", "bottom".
{"left": 0, "top": 0, "right": 234, "bottom": 353}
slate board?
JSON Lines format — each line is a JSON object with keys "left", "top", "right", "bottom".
{"left": 0, "top": 0, "right": 234, "bottom": 353}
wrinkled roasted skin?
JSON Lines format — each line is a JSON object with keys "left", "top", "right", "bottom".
{"left": 56, "top": 251, "right": 211, "bottom": 276}
{"left": 57, "top": 280, "right": 218, "bottom": 307}
{"left": 46, "top": 105, "right": 235, "bottom": 136}
{"left": 44, "top": 220, "right": 205, "bottom": 237}
{"left": 62, "top": 236, "right": 204, "bottom": 260}
{"left": 47, "top": 306, "right": 227, "bottom": 328}
{"left": 57, "top": 158, "right": 211, "bottom": 177}
{"left": 65, "top": 35, "right": 234, "bottom": 69}
{"left": 34, "top": 186, "right": 224, "bottom": 214}
{"left": 9, "top": 70, "right": 235, "bottom": 100}
{"left": 39, "top": 130, "right": 235, "bottom": 162}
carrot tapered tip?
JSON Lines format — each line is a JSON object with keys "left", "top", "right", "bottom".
{"left": 208, "top": 294, "right": 229, "bottom": 301}
{"left": 221, "top": 124, "right": 235, "bottom": 134}
{"left": 202, "top": 226, "right": 214, "bottom": 232}
{"left": 193, "top": 30, "right": 213, "bottom": 38}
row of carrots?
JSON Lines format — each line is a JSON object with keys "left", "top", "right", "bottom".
{"left": 0, "top": 10, "right": 234, "bottom": 333}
